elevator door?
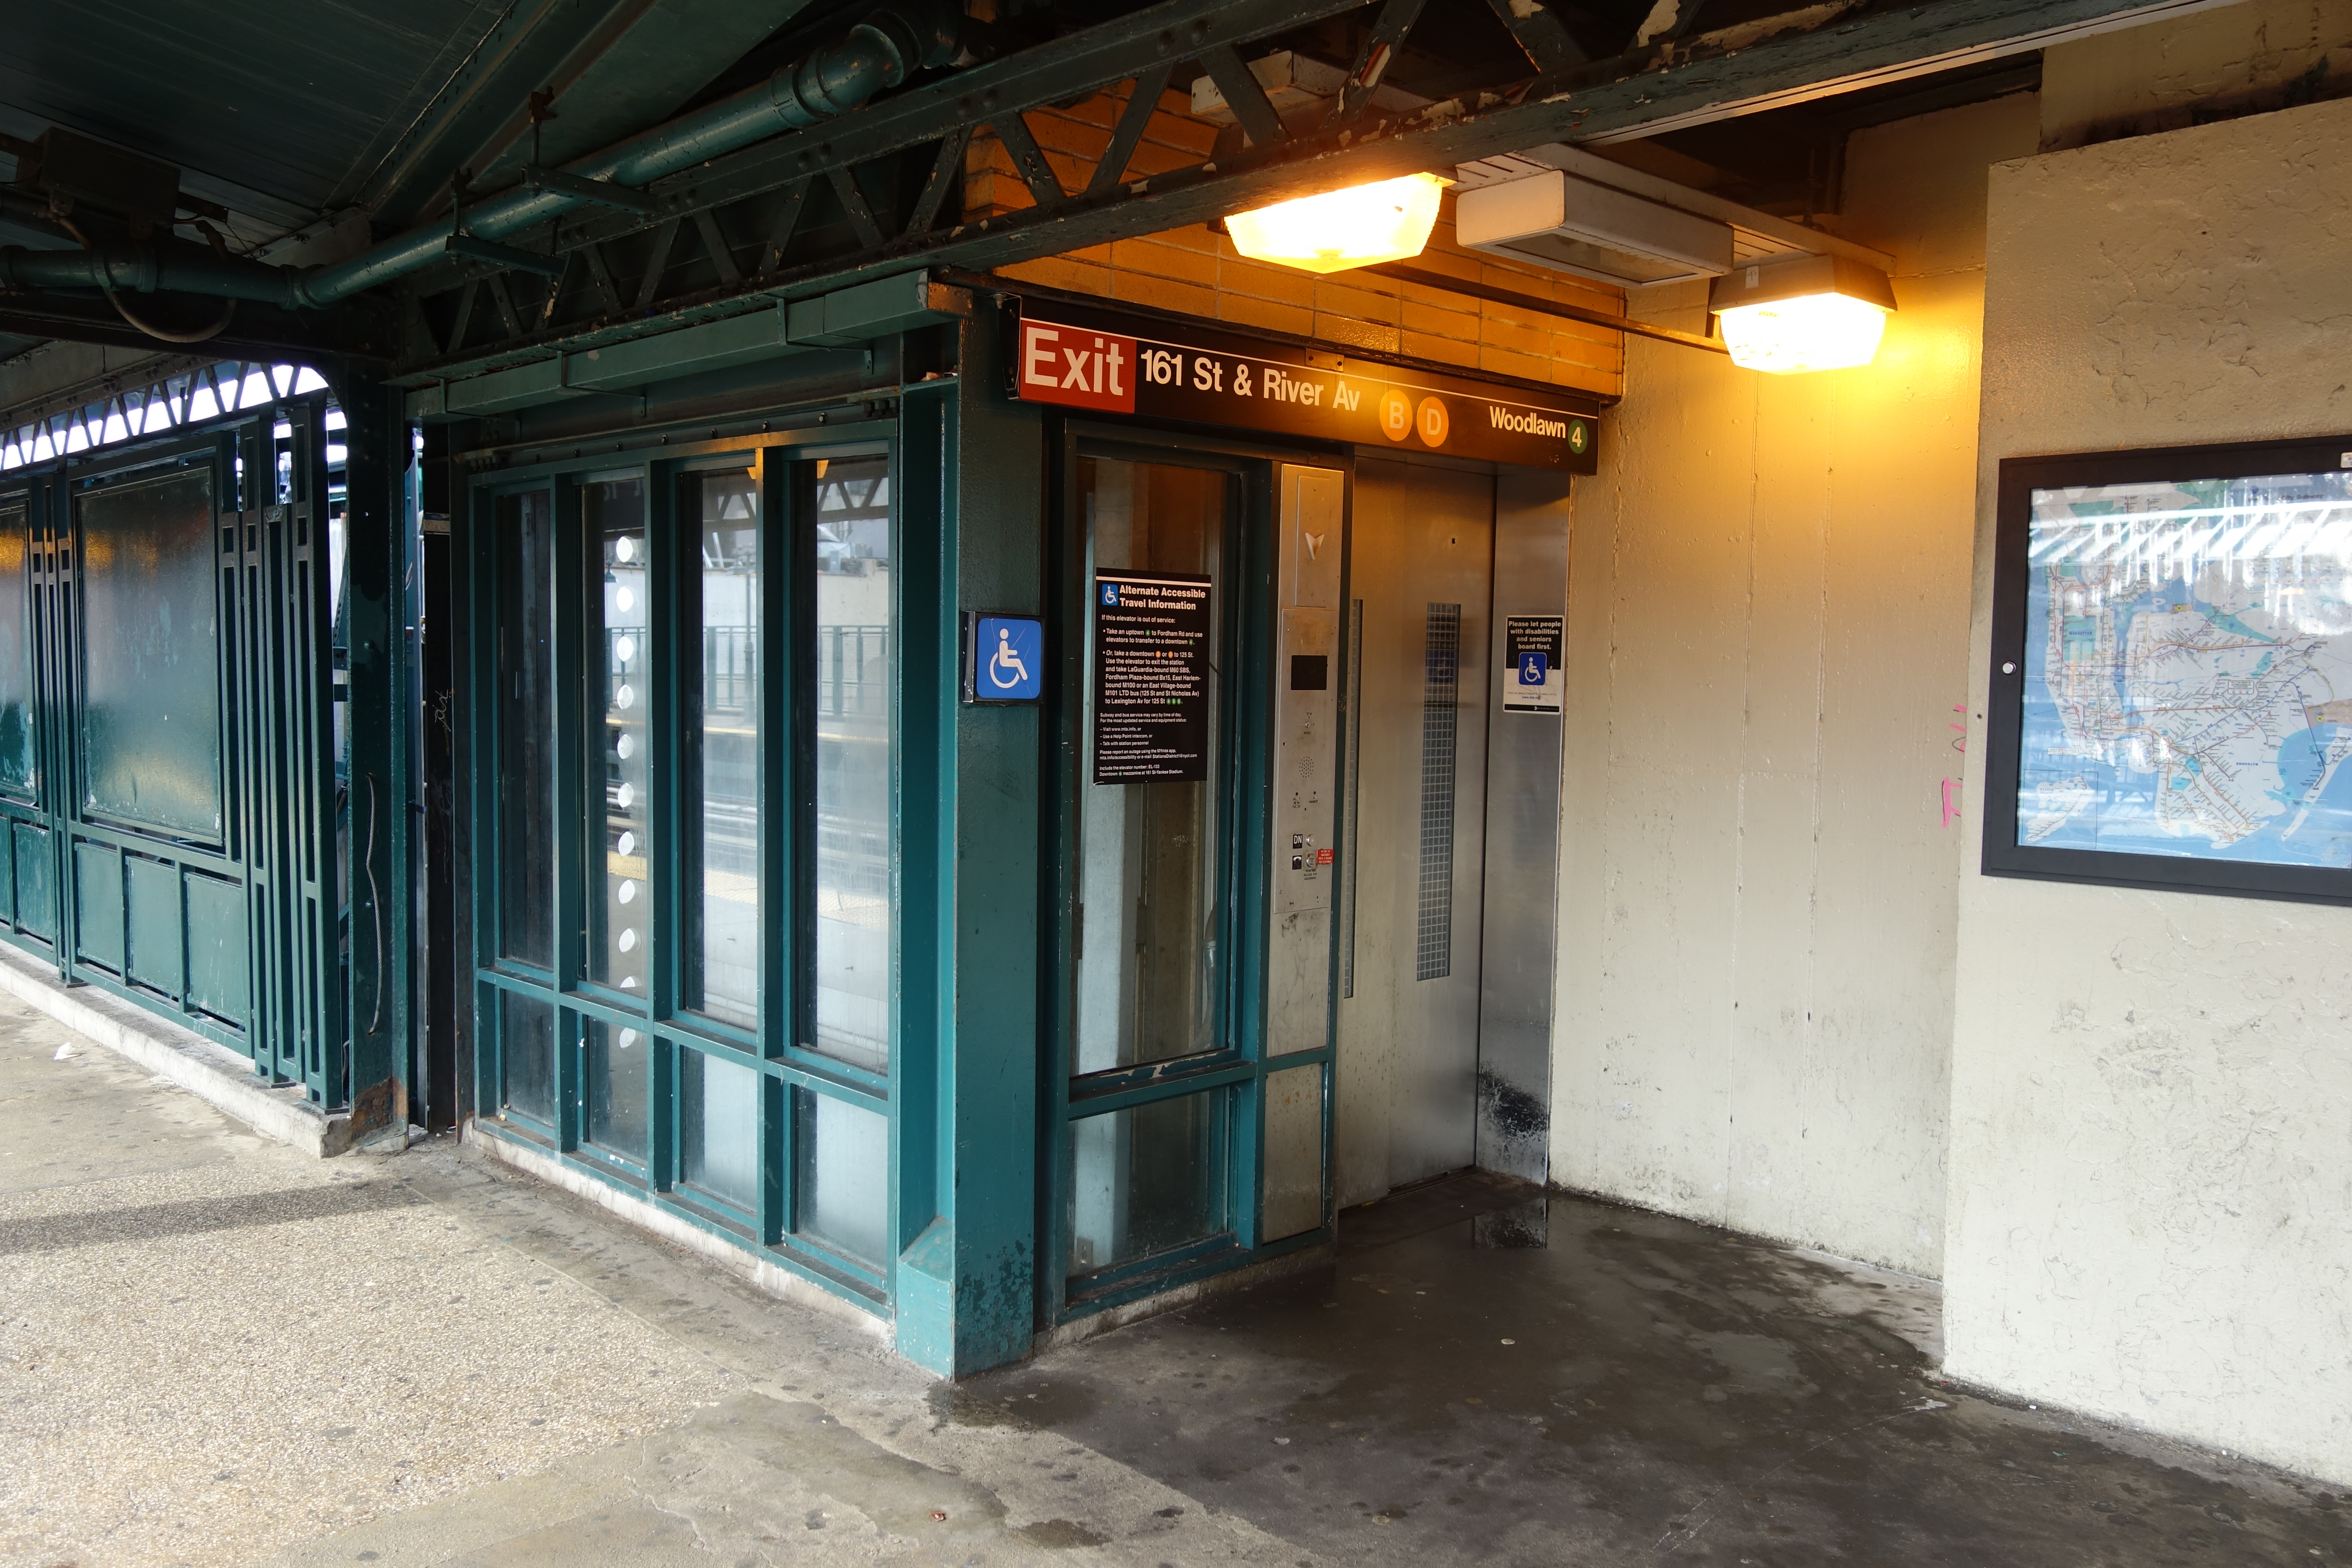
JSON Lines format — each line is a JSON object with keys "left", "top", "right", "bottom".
{"left": 1338, "top": 458, "right": 1495, "bottom": 1199}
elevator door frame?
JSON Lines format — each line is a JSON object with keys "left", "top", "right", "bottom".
{"left": 1040, "top": 422, "right": 1348, "bottom": 1327}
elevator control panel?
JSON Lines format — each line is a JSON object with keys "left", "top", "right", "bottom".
{"left": 1276, "top": 607, "right": 1338, "bottom": 913}
{"left": 1267, "top": 466, "right": 1344, "bottom": 1058}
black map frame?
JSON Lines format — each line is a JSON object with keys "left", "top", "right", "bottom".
{"left": 1984, "top": 433, "right": 2352, "bottom": 906}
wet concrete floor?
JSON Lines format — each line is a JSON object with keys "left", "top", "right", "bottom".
{"left": 6, "top": 991, "right": 2348, "bottom": 1565}
{"left": 959, "top": 1172, "right": 2352, "bottom": 1566}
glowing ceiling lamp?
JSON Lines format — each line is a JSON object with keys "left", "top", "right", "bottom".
{"left": 1225, "top": 172, "right": 1446, "bottom": 274}
{"left": 1708, "top": 254, "right": 1898, "bottom": 374}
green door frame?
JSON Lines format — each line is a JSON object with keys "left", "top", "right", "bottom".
{"left": 1038, "top": 423, "right": 1343, "bottom": 1326}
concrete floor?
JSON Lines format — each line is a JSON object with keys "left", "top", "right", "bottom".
{"left": 3, "top": 995, "right": 2346, "bottom": 1567}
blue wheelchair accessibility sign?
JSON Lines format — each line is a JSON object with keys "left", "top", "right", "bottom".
{"left": 1519, "top": 650, "right": 1549, "bottom": 685}
{"left": 1100, "top": 582, "right": 1121, "bottom": 606}
{"left": 965, "top": 612, "right": 1044, "bottom": 704}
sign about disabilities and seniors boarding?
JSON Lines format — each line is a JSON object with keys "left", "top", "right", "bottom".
{"left": 1503, "top": 615, "right": 1565, "bottom": 714}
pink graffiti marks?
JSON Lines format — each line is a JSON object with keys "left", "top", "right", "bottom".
{"left": 1942, "top": 703, "right": 1967, "bottom": 827}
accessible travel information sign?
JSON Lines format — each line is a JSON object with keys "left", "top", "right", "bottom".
{"left": 1013, "top": 298, "right": 1598, "bottom": 473}
{"left": 1093, "top": 570, "right": 1213, "bottom": 783}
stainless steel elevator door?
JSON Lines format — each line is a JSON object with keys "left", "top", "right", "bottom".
{"left": 1337, "top": 458, "right": 1495, "bottom": 1201}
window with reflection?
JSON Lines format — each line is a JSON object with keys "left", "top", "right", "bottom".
{"left": 0, "top": 502, "right": 31, "bottom": 802}
{"left": 1072, "top": 459, "right": 1227, "bottom": 1075}
{"left": 495, "top": 491, "right": 555, "bottom": 969}
{"left": 811, "top": 456, "right": 893, "bottom": 1074}
{"left": 471, "top": 442, "right": 901, "bottom": 1287}
{"left": 687, "top": 470, "right": 760, "bottom": 1027}
{"left": 586, "top": 478, "right": 650, "bottom": 997}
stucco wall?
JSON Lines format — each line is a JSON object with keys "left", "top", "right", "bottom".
{"left": 2039, "top": 0, "right": 2352, "bottom": 150}
{"left": 1549, "top": 94, "right": 2034, "bottom": 1277}
{"left": 1946, "top": 93, "right": 2352, "bottom": 1485}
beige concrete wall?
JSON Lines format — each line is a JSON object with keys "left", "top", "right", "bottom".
{"left": 1947, "top": 92, "right": 2352, "bottom": 1485}
{"left": 2039, "top": 0, "right": 2352, "bottom": 150}
{"left": 1550, "top": 93, "right": 2037, "bottom": 1277}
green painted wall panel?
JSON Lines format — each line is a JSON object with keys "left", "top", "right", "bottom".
{"left": 76, "top": 467, "right": 226, "bottom": 841}
{"left": 13, "top": 822, "right": 52, "bottom": 941}
{"left": 934, "top": 313, "right": 1050, "bottom": 1375}
{"left": 124, "top": 855, "right": 184, "bottom": 998}
{"left": 74, "top": 842, "right": 123, "bottom": 971}
{"left": 184, "top": 871, "right": 249, "bottom": 1023}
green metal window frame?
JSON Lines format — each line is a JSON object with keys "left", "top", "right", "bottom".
{"left": 464, "top": 420, "right": 906, "bottom": 1312}
{"left": 1040, "top": 425, "right": 1341, "bottom": 1326}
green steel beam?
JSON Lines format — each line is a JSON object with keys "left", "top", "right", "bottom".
{"left": 389, "top": 0, "right": 2236, "bottom": 386}
{"left": 407, "top": 276, "right": 969, "bottom": 414}
{"left": 0, "top": 296, "right": 392, "bottom": 363}
{"left": 334, "top": 374, "right": 415, "bottom": 1139}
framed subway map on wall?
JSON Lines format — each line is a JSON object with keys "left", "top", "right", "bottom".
{"left": 1984, "top": 435, "right": 2352, "bottom": 904}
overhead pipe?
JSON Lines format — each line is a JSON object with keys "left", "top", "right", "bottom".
{"left": 0, "top": 239, "right": 308, "bottom": 309}
{"left": 0, "top": 0, "right": 962, "bottom": 318}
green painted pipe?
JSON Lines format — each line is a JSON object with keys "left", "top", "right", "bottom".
{"left": 0, "top": 242, "right": 308, "bottom": 308}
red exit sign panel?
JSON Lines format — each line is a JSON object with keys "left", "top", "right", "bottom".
{"left": 1017, "top": 318, "right": 1137, "bottom": 413}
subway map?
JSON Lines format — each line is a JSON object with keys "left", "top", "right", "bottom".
{"left": 2016, "top": 471, "right": 2352, "bottom": 868}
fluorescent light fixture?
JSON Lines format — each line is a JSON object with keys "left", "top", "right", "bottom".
{"left": 1225, "top": 172, "right": 1446, "bottom": 275}
{"left": 1708, "top": 254, "right": 1897, "bottom": 374}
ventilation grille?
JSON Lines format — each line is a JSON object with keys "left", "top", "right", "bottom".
{"left": 1415, "top": 603, "right": 1461, "bottom": 982}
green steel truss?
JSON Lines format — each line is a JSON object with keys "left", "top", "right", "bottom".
{"left": 386, "top": 0, "right": 2206, "bottom": 393}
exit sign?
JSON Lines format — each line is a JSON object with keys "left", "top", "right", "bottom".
{"left": 1011, "top": 298, "right": 1597, "bottom": 473}
{"left": 1016, "top": 318, "right": 1136, "bottom": 413}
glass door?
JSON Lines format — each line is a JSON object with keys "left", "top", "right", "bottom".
{"left": 1049, "top": 440, "right": 1337, "bottom": 1321}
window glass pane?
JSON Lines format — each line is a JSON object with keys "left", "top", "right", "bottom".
{"left": 1067, "top": 1090, "right": 1225, "bottom": 1276}
{"left": 585, "top": 1017, "right": 648, "bottom": 1158}
{"left": 2020, "top": 470, "right": 2352, "bottom": 865}
{"left": 812, "top": 457, "right": 892, "bottom": 1073}
{"left": 689, "top": 470, "right": 760, "bottom": 1026}
{"left": 1073, "top": 459, "right": 1225, "bottom": 1075}
{"left": 500, "top": 989, "right": 555, "bottom": 1123}
{"left": 0, "top": 505, "right": 31, "bottom": 799}
{"left": 795, "top": 1087, "right": 888, "bottom": 1266}
{"left": 496, "top": 491, "right": 555, "bottom": 967}
{"left": 77, "top": 468, "right": 223, "bottom": 838}
{"left": 587, "top": 478, "right": 650, "bottom": 992}
{"left": 680, "top": 1048, "right": 761, "bottom": 1211}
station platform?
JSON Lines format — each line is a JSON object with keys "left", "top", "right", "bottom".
{"left": 4, "top": 995, "right": 2342, "bottom": 1567}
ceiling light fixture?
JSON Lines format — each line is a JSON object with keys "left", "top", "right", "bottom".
{"left": 1708, "top": 254, "right": 1898, "bottom": 374}
{"left": 1225, "top": 172, "right": 1446, "bottom": 275}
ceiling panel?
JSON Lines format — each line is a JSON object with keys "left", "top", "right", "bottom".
{"left": 0, "top": 0, "right": 514, "bottom": 228}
